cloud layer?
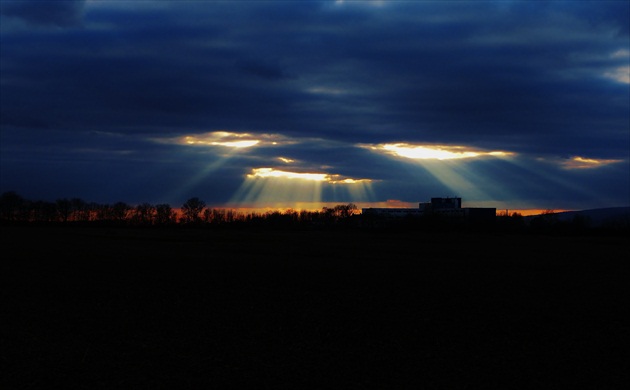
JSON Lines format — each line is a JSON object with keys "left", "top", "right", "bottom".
{"left": 1, "top": 1, "right": 628, "bottom": 210}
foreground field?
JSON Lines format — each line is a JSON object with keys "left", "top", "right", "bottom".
{"left": 2, "top": 226, "right": 629, "bottom": 389}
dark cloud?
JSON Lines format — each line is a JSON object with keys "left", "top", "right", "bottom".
{"left": 1, "top": 0, "right": 85, "bottom": 27}
{"left": 1, "top": 1, "right": 628, "bottom": 209}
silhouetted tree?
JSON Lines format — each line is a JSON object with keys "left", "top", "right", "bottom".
{"left": 201, "top": 208, "right": 212, "bottom": 223}
{"left": 225, "top": 209, "right": 237, "bottom": 223}
{"left": 0, "top": 191, "right": 26, "bottom": 221}
{"left": 298, "top": 209, "right": 314, "bottom": 224}
{"left": 56, "top": 198, "right": 72, "bottom": 223}
{"left": 86, "top": 202, "right": 101, "bottom": 222}
{"left": 93, "top": 203, "right": 113, "bottom": 222}
{"left": 181, "top": 197, "right": 206, "bottom": 224}
{"left": 132, "top": 203, "right": 157, "bottom": 225}
{"left": 112, "top": 202, "right": 132, "bottom": 223}
{"left": 70, "top": 198, "right": 90, "bottom": 222}
{"left": 31, "top": 200, "right": 57, "bottom": 222}
{"left": 155, "top": 203, "right": 177, "bottom": 225}
{"left": 209, "top": 208, "right": 226, "bottom": 224}
{"left": 334, "top": 203, "right": 358, "bottom": 218}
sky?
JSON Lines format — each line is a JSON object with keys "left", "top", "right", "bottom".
{"left": 1, "top": 0, "right": 629, "bottom": 212}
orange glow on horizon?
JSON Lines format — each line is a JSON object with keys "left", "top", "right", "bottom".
{"left": 496, "top": 209, "right": 573, "bottom": 217}
{"left": 182, "top": 198, "right": 575, "bottom": 220}
{"left": 169, "top": 205, "right": 574, "bottom": 218}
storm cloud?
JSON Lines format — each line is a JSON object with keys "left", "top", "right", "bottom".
{"left": 1, "top": 1, "right": 628, "bottom": 211}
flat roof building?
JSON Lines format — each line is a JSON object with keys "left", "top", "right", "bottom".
{"left": 362, "top": 197, "right": 495, "bottom": 222}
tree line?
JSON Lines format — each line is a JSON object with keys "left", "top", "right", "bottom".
{"left": 2, "top": 191, "right": 627, "bottom": 234}
{"left": 0, "top": 191, "right": 359, "bottom": 228}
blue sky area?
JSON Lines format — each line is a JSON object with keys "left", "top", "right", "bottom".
{"left": 1, "top": 1, "right": 628, "bottom": 211}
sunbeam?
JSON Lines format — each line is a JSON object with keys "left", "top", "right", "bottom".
{"left": 230, "top": 167, "right": 376, "bottom": 209}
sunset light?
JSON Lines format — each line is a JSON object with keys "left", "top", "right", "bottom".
{"left": 158, "top": 131, "right": 295, "bottom": 150}
{"left": 247, "top": 168, "right": 373, "bottom": 184}
{"left": 2, "top": 0, "right": 628, "bottom": 214}
{"left": 3, "top": 2, "right": 629, "bottom": 381}
{"left": 364, "top": 143, "right": 515, "bottom": 161}
{"left": 212, "top": 140, "right": 260, "bottom": 148}
{"left": 248, "top": 168, "right": 328, "bottom": 181}
{"left": 562, "top": 156, "right": 624, "bottom": 169}
{"left": 181, "top": 132, "right": 260, "bottom": 148}
{"left": 230, "top": 168, "right": 375, "bottom": 208}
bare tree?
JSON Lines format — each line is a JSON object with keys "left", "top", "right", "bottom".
{"left": 112, "top": 202, "right": 132, "bottom": 223}
{"left": 31, "top": 200, "right": 57, "bottom": 222}
{"left": 334, "top": 203, "right": 358, "bottom": 219}
{"left": 202, "top": 208, "right": 212, "bottom": 223}
{"left": 155, "top": 203, "right": 176, "bottom": 225}
{"left": 56, "top": 198, "right": 72, "bottom": 223}
{"left": 0, "top": 191, "right": 26, "bottom": 221}
{"left": 132, "top": 203, "right": 156, "bottom": 225}
{"left": 181, "top": 197, "right": 206, "bottom": 224}
{"left": 71, "top": 198, "right": 89, "bottom": 222}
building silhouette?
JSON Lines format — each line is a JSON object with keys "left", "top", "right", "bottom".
{"left": 362, "top": 197, "right": 496, "bottom": 222}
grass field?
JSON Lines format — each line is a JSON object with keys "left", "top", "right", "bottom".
{"left": 2, "top": 226, "right": 629, "bottom": 389}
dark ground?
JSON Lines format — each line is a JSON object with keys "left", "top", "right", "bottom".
{"left": 1, "top": 226, "right": 629, "bottom": 389}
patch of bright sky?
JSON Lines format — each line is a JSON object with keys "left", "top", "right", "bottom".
{"left": 604, "top": 66, "right": 630, "bottom": 84}
{"left": 560, "top": 156, "right": 625, "bottom": 169}
{"left": 248, "top": 168, "right": 373, "bottom": 184}
{"left": 603, "top": 49, "right": 630, "bottom": 84}
{"left": 363, "top": 143, "right": 514, "bottom": 161}
{"left": 162, "top": 150, "right": 246, "bottom": 203}
{"left": 362, "top": 142, "right": 552, "bottom": 210}
{"left": 249, "top": 168, "right": 327, "bottom": 182}
{"left": 155, "top": 131, "right": 295, "bottom": 149}
{"left": 611, "top": 49, "right": 630, "bottom": 59}
{"left": 499, "top": 155, "right": 619, "bottom": 210}
{"left": 230, "top": 168, "right": 375, "bottom": 208}
{"left": 231, "top": 171, "right": 324, "bottom": 206}
{"left": 151, "top": 131, "right": 297, "bottom": 202}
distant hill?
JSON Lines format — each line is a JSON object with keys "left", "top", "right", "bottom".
{"left": 524, "top": 207, "right": 630, "bottom": 227}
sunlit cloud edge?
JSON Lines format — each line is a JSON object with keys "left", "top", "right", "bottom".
{"left": 539, "top": 156, "right": 627, "bottom": 170}
{"left": 359, "top": 142, "right": 516, "bottom": 161}
{"left": 152, "top": 130, "right": 297, "bottom": 150}
{"left": 247, "top": 167, "right": 375, "bottom": 184}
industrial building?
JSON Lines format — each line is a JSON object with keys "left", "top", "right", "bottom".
{"left": 362, "top": 197, "right": 496, "bottom": 222}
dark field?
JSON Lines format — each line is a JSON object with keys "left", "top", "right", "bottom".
{"left": 2, "top": 226, "right": 629, "bottom": 389}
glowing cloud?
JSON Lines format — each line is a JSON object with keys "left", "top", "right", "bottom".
{"left": 358, "top": 142, "right": 520, "bottom": 208}
{"left": 603, "top": 66, "right": 630, "bottom": 84}
{"left": 230, "top": 167, "right": 376, "bottom": 208}
{"left": 247, "top": 168, "right": 373, "bottom": 184}
{"left": 182, "top": 132, "right": 259, "bottom": 148}
{"left": 155, "top": 131, "right": 295, "bottom": 149}
{"left": 611, "top": 49, "right": 630, "bottom": 59}
{"left": 602, "top": 50, "right": 630, "bottom": 83}
{"left": 362, "top": 143, "right": 514, "bottom": 160}
{"left": 249, "top": 168, "right": 328, "bottom": 181}
{"left": 561, "top": 156, "right": 624, "bottom": 169}
{"left": 212, "top": 140, "right": 260, "bottom": 148}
